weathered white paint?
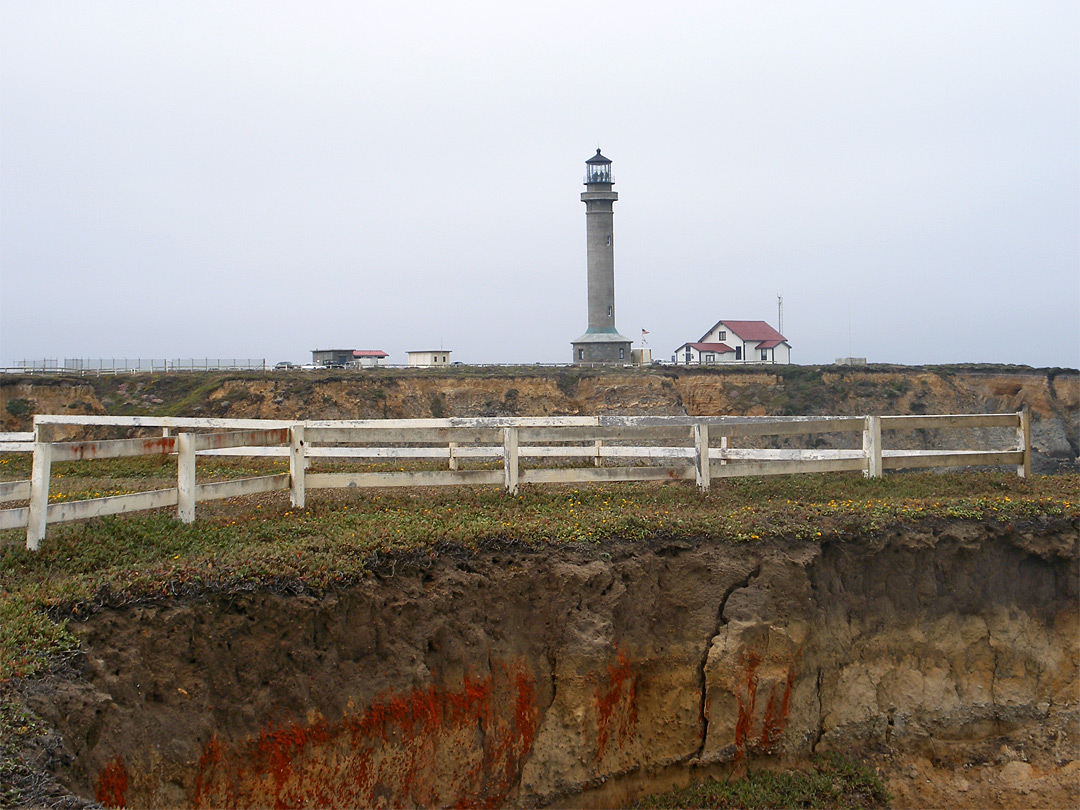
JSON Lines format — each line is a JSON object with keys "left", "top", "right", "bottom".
{"left": 51, "top": 435, "right": 177, "bottom": 462}
{"left": 0, "top": 480, "right": 32, "bottom": 503}
{"left": 0, "top": 432, "right": 35, "bottom": 452}
{"left": 47, "top": 489, "right": 179, "bottom": 522}
{"left": 0, "top": 506, "right": 29, "bottom": 530}
{"left": 694, "top": 423, "right": 710, "bottom": 491}
{"left": 35, "top": 414, "right": 294, "bottom": 429}
{"left": 522, "top": 466, "right": 694, "bottom": 484}
{"left": 714, "top": 449, "right": 865, "bottom": 461}
{"left": 177, "top": 433, "right": 196, "bottom": 524}
{"left": 880, "top": 413, "right": 1019, "bottom": 430}
{"left": 192, "top": 428, "right": 290, "bottom": 452}
{"left": 198, "top": 447, "right": 289, "bottom": 457}
{"left": 711, "top": 458, "right": 867, "bottom": 477}
{"left": 715, "top": 417, "right": 865, "bottom": 438}
{"left": 1017, "top": 410, "right": 1031, "bottom": 478}
{"left": 16, "top": 411, "right": 1031, "bottom": 549}
{"left": 308, "top": 470, "right": 503, "bottom": 489}
{"left": 290, "top": 424, "right": 306, "bottom": 509}
{"left": 864, "top": 416, "right": 882, "bottom": 478}
{"left": 195, "top": 474, "right": 290, "bottom": 502}
{"left": 26, "top": 440, "right": 51, "bottom": 550}
{"left": 595, "top": 446, "right": 695, "bottom": 459}
{"left": 0, "top": 432, "right": 35, "bottom": 442}
{"left": 309, "top": 446, "right": 454, "bottom": 459}
{"left": 503, "top": 427, "right": 519, "bottom": 495}
{"left": 883, "top": 450, "right": 1024, "bottom": 470}
{"left": 306, "top": 427, "right": 504, "bottom": 444}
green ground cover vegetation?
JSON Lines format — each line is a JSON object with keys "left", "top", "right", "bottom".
{"left": 632, "top": 753, "right": 890, "bottom": 809}
{"left": 0, "top": 462, "right": 1076, "bottom": 681}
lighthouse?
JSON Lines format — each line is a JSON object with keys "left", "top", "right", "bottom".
{"left": 572, "top": 149, "right": 632, "bottom": 365}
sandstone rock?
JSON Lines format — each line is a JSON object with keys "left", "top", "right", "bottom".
{"left": 1000, "top": 760, "right": 1034, "bottom": 785}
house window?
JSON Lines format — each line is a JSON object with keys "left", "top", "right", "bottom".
{"left": 735, "top": 346, "right": 742, "bottom": 360}
{"left": 578, "top": 349, "right": 584, "bottom": 361}
{"left": 718, "top": 331, "right": 726, "bottom": 341}
{"left": 760, "top": 348, "right": 769, "bottom": 361}
{"left": 619, "top": 348, "right": 625, "bottom": 360}
{"left": 607, "top": 305, "right": 613, "bottom": 317}
{"left": 606, "top": 235, "right": 611, "bottom": 246}
{"left": 704, "top": 354, "right": 715, "bottom": 363}
{"left": 684, "top": 348, "right": 692, "bottom": 363}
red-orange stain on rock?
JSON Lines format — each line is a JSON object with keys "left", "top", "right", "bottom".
{"left": 595, "top": 648, "right": 638, "bottom": 760}
{"left": 95, "top": 755, "right": 128, "bottom": 808}
{"left": 733, "top": 649, "right": 762, "bottom": 759}
{"left": 190, "top": 658, "right": 538, "bottom": 809}
{"left": 760, "top": 668, "right": 794, "bottom": 751}
{"left": 192, "top": 735, "right": 238, "bottom": 809}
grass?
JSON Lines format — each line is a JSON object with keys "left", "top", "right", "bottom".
{"left": 0, "top": 466, "right": 1076, "bottom": 681}
{"left": 632, "top": 752, "right": 890, "bottom": 809}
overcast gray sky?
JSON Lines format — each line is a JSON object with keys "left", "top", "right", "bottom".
{"left": 2, "top": 1, "right": 1077, "bottom": 368}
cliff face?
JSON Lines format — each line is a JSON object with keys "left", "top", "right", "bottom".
{"left": 3, "top": 365, "right": 1077, "bottom": 471}
{"left": 21, "top": 520, "right": 1079, "bottom": 808}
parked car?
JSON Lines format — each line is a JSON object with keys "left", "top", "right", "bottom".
{"left": 274, "top": 361, "right": 297, "bottom": 370}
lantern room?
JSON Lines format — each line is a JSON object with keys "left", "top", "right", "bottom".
{"left": 584, "top": 149, "right": 613, "bottom": 185}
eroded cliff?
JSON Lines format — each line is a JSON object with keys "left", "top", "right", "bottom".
{"left": 15, "top": 518, "right": 1077, "bottom": 808}
{"left": 3, "top": 365, "right": 1077, "bottom": 472}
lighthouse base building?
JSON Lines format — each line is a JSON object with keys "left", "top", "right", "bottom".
{"left": 572, "top": 332, "right": 633, "bottom": 365}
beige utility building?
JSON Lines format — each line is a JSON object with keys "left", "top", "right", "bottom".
{"left": 572, "top": 149, "right": 632, "bottom": 364}
{"left": 407, "top": 350, "right": 452, "bottom": 368}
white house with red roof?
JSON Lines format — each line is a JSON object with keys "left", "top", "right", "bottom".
{"left": 674, "top": 320, "right": 791, "bottom": 365}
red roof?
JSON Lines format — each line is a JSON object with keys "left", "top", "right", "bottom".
{"left": 353, "top": 350, "right": 388, "bottom": 358}
{"left": 688, "top": 342, "right": 735, "bottom": 353}
{"left": 757, "top": 339, "right": 786, "bottom": 349}
{"left": 700, "top": 320, "right": 786, "bottom": 343}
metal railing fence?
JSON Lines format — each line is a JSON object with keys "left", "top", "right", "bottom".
{"left": 6, "top": 359, "right": 267, "bottom": 374}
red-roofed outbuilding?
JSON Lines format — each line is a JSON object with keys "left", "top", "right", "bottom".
{"left": 674, "top": 320, "right": 791, "bottom": 365}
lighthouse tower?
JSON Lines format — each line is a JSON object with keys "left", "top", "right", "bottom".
{"left": 572, "top": 149, "right": 632, "bottom": 365}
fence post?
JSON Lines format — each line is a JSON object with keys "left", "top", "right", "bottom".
{"left": 594, "top": 439, "right": 603, "bottom": 467}
{"left": 503, "top": 427, "right": 519, "bottom": 495}
{"left": 694, "top": 422, "right": 711, "bottom": 491}
{"left": 26, "top": 439, "right": 52, "bottom": 551}
{"left": 448, "top": 441, "right": 459, "bottom": 471}
{"left": 177, "top": 433, "right": 196, "bottom": 524}
{"left": 290, "top": 424, "right": 306, "bottom": 508}
{"left": 1017, "top": 409, "right": 1031, "bottom": 478}
{"left": 863, "top": 416, "right": 882, "bottom": 478}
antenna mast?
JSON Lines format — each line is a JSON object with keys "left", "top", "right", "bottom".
{"left": 777, "top": 295, "right": 784, "bottom": 334}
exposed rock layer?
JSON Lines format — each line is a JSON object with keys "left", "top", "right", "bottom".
{"left": 3, "top": 365, "right": 1076, "bottom": 472}
{"left": 23, "top": 519, "right": 1079, "bottom": 808}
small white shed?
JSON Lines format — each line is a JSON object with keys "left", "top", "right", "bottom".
{"left": 407, "top": 350, "right": 452, "bottom": 368}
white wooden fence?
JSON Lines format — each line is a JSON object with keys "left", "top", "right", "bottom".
{"left": 0, "top": 412, "right": 1030, "bottom": 551}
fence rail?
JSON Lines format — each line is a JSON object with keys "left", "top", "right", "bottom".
{"left": 0, "top": 412, "right": 1030, "bottom": 550}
